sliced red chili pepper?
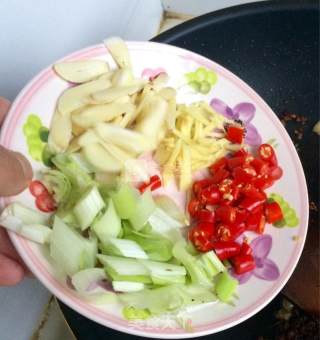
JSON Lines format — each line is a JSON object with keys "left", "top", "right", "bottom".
{"left": 226, "top": 125, "right": 244, "bottom": 144}
{"left": 226, "top": 156, "right": 246, "bottom": 170}
{"left": 215, "top": 222, "right": 245, "bottom": 241}
{"left": 193, "top": 179, "right": 213, "bottom": 196}
{"left": 196, "top": 209, "right": 215, "bottom": 223}
{"left": 240, "top": 242, "right": 253, "bottom": 256}
{"left": 234, "top": 148, "right": 249, "bottom": 157}
{"left": 199, "top": 185, "right": 221, "bottom": 205}
{"left": 264, "top": 201, "right": 283, "bottom": 223}
{"left": 35, "top": 193, "right": 56, "bottom": 213}
{"left": 209, "top": 157, "right": 227, "bottom": 174}
{"left": 233, "top": 166, "right": 256, "bottom": 184}
{"left": 188, "top": 222, "right": 214, "bottom": 252}
{"left": 212, "top": 241, "right": 241, "bottom": 260}
{"left": 241, "top": 184, "right": 267, "bottom": 200}
{"left": 29, "top": 180, "right": 49, "bottom": 198}
{"left": 188, "top": 198, "right": 203, "bottom": 217}
{"left": 211, "top": 168, "right": 230, "bottom": 184}
{"left": 215, "top": 206, "right": 237, "bottom": 224}
{"left": 235, "top": 208, "right": 248, "bottom": 224}
{"left": 258, "top": 143, "right": 277, "bottom": 163}
{"left": 245, "top": 210, "right": 265, "bottom": 234}
{"left": 250, "top": 158, "right": 269, "bottom": 175}
{"left": 267, "top": 166, "right": 283, "bottom": 181}
{"left": 138, "top": 175, "right": 162, "bottom": 193}
{"left": 252, "top": 174, "right": 274, "bottom": 190}
{"left": 231, "top": 254, "right": 256, "bottom": 275}
{"left": 239, "top": 195, "right": 266, "bottom": 212}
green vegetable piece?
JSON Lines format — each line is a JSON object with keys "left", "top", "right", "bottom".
{"left": 27, "top": 138, "right": 42, "bottom": 149}
{"left": 111, "top": 183, "right": 139, "bottom": 220}
{"left": 206, "top": 71, "right": 217, "bottom": 85}
{"left": 29, "top": 145, "right": 43, "bottom": 160}
{"left": 195, "top": 67, "right": 207, "bottom": 81}
{"left": 189, "top": 80, "right": 200, "bottom": 92}
{"left": 92, "top": 198, "right": 122, "bottom": 244}
{"left": 123, "top": 306, "right": 150, "bottom": 320}
{"left": 42, "top": 145, "right": 54, "bottom": 167}
{"left": 42, "top": 169, "right": 72, "bottom": 204}
{"left": 73, "top": 186, "right": 105, "bottom": 230}
{"left": 215, "top": 272, "right": 238, "bottom": 303}
{"left": 39, "top": 127, "right": 49, "bottom": 142}
{"left": 199, "top": 80, "right": 211, "bottom": 94}
{"left": 23, "top": 124, "right": 37, "bottom": 137}
{"left": 269, "top": 193, "right": 299, "bottom": 228}
{"left": 27, "top": 114, "right": 42, "bottom": 128}
{"left": 129, "top": 190, "right": 156, "bottom": 231}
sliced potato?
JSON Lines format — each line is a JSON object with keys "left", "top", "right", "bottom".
{"left": 48, "top": 110, "right": 72, "bottom": 153}
{"left": 104, "top": 37, "right": 131, "bottom": 69}
{"left": 58, "top": 78, "right": 111, "bottom": 115}
{"left": 91, "top": 84, "right": 143, "bottom": 104}
{"left": 71, "top": 103, "right": 135, "bottom": 128}
{"left": 82, "top": 143, "right": 122, "bottom": 173}
{"left": 112, "top": 68, "right": 134, "bottom": 86}
{"left": 134, "top": 95, "right": 168, "bottom": 148}
{"left": 53, "top": 60, "right": 109, "bottom": 83}
{"left": 95, "top": 123, "right": 149, "bottom": 154}
{"left": 77, "top": 129, "right": 100, "bottom": 147}
{"left": 72, "top": 122, "right": 86, "bottom": 136}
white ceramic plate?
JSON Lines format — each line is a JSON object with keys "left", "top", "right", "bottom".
{"left": 0, "top": 42, "right": 308, "bottom": 338}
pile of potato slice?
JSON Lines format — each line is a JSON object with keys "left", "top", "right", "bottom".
{"left": 48, "top": 38, "right": 174, "bottom": 173}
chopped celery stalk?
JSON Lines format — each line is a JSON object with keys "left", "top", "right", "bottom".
{"left": 120, "top": 284, "right": 216, "bottom": 315}
{"left": 140, "top": 260, "right": 186, "bottom": 277}
{"left": 110, "top": 183, "right": 139, "bottom": 219}
{"left": 20, "top": 224, "right": 52, "bottom": 244}
{"left": 147, "top": 207, "right": 184, "bottom": 242}
{"left": 1, "top": 202, "right": 48, "bottom": 226}
{"left": 52, "top": 153, "right": 93, "bottom": 190}
{"left": 0, "top": 215, "right": 23, "bottom": 232}
{"left": 112, "top": 281, "right": 145, "bottom": 292}
{"left": 102, "top": 238, "right": 148, "bottom": 259}
{"left": 154, "top": 195, "right": 187, "bottom": 225}
{"left": 123, "top": 222, "right": 173, "bottom": 262}
{"left": 71, "top": 268, "right": 107, "bottom": 293}
{"left": 215, "top": 272, "right": 238, "bottom": 303}
{"left": 73, "top": 186, "right": 105, "bottom": 230}
{"left": 42, "top": 169, "right": 72, "bottom": 204}
{"left": 97, "top": 255, "right": 150, "bottom": 278}
{"left": 198, "top": 251, "right": 225, "bottom": 278}
{"left": 58, "top": 211, "right": 77, "bottom": 227}
{"left": 50, "top": 216, "right": 97, "bottom": 275}
{"left": 129, "top": 190, "right": 156, "bottom": 231}
{"left": 92, "top": 198, "right": 121, "bottom": 244}
{"left": 123, "top": 306, "right": 150, "bottom": 320}
{"left": 172, "top": 241, "right": 212, "bottom": 287}
{"left": 151, "top": 274, "right": 186, "bottom": 285}
{"left": 107, "top": 271, "right": 152, "bottom": 284}
{"left": 68, "top": 153, "right": 95, "bottom": 173}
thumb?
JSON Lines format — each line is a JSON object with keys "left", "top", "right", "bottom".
{"left": 0, "top": 146, "right": 33, "bottom": 196}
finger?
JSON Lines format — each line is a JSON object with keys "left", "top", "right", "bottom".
{"left": 0, "top": 253, "right": 25, "bottom": 286}
{"left": 0, "top": 97, "right": 11, "bottom": 126}
{"left": 0, "top": 146, "right": 33, "bottom": 196}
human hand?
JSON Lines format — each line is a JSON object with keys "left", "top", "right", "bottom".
{"left": 0, "top": 97, "right": 33, "bottom": 286}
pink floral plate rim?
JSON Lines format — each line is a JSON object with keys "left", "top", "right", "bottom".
{"left": 0, "top": 42, "right": 308, "bottom": 339}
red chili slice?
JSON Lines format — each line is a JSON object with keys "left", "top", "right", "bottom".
{"left": 196, "top": 209, "right": 215, "bottom": 223}
{"left": 188, "top": 222, "right": 215, "bottom": 252}
{"left": 267, "top": 166, "right": 283, "bottom": 181}
{"left": 226, "top": 125, "right": 244, "bottom": 144}
{"left": 212, "top": 241, "right": 241, "bottom": 260}
{"left": 215, "top": 206, "right": 237, "bottom": 224}
{"left": 199, "top": 185, "right": 221, "bottom": 205}
{"left": 231, "top": 254, "right": 256, "bottom": 274}
{"left": 193, "top": 179, "right": 213, "bottom": 196}
{"left": 250, "top": 158, "right": 269, "bottom": 175}
{"left": 29, "top": 180, "right": 49, "bottom": 197}
{"left": 264, "top": 201, "right": 283, "bottom": 223}
{"left": 35, "top": 193, "right": 56, "bottom": 213}
{"left": 188, "top": 198, "right": 203, "bottom": 217}
{"left": 209, "top": 157, "right": 227, "bottom": 174}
